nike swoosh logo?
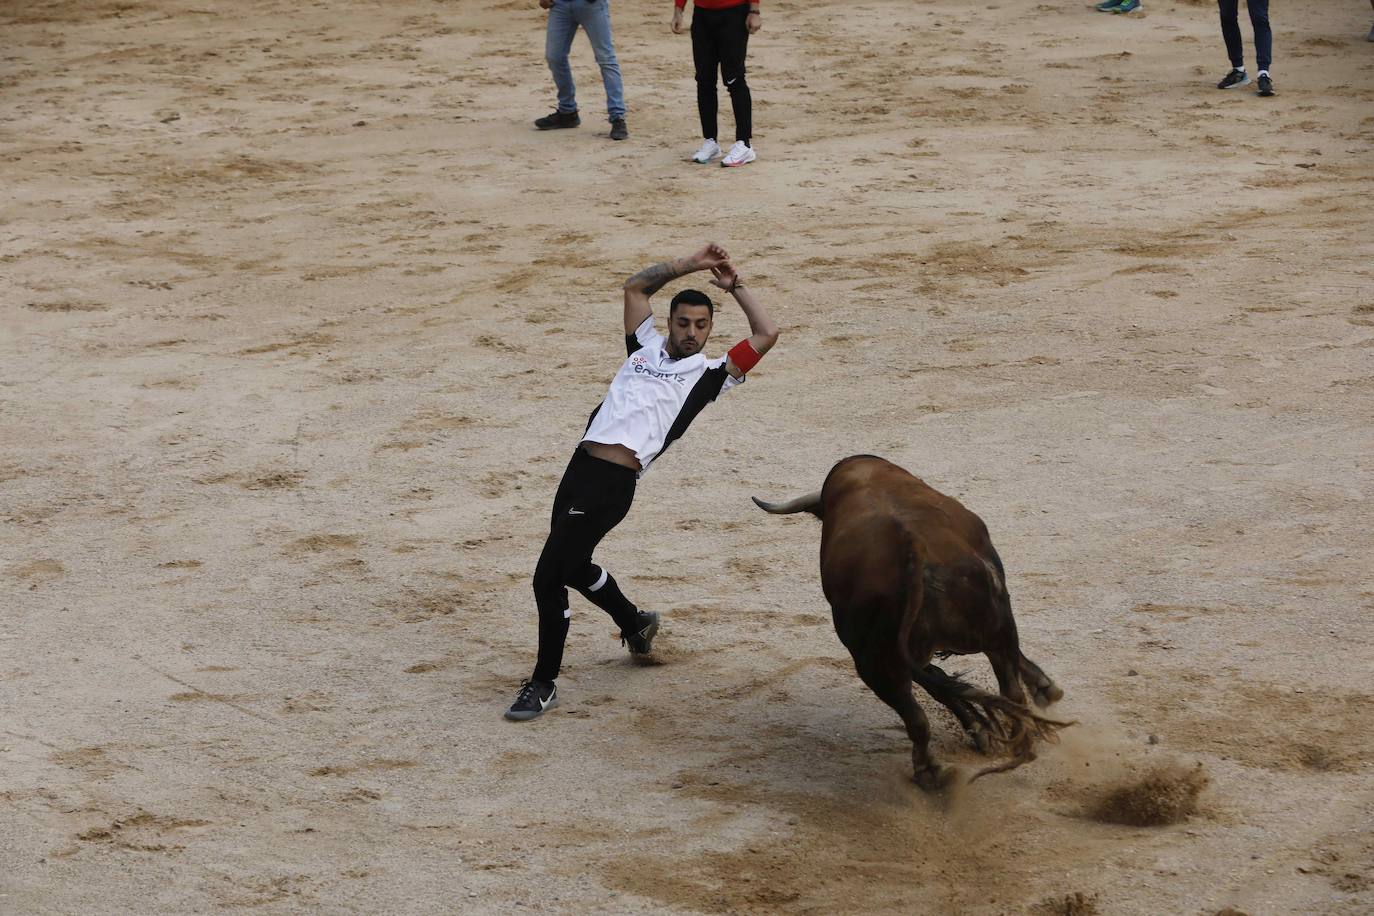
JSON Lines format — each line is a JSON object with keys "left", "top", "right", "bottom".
{"left": 568, "top": 508, "right": 585, "bottom": 515}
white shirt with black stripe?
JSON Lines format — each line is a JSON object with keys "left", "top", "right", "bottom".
{"left": 581, "top": 316, "right": 744, "bottom": 475}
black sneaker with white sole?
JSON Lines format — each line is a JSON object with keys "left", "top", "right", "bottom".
{"left": 622, "top": 611, "right": 660, "bottom": 655}
{"left": 1217, "top": 68, "right": 1250, "bottom": 90}
{"left": 505, "top": 679, "right": 557, "bottom": 721}
{"left": 1256, "top": 74, "right": 1275, "bottom": 97}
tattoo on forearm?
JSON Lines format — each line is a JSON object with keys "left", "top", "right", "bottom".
{"left": 627, "top": 259, "right": 687, "bottom": 297}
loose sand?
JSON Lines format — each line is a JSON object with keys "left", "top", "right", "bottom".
{"left": 3, "top": 0, "right": 1373, "bottom": 912}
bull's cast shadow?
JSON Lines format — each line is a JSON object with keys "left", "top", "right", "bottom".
{"left": 755, "top": 454, "right": 1073, "bottom": 792}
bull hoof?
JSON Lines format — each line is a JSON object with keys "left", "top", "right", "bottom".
{"left": 913, "top": 763, "right": 958, "bottom": 793}
{"left": 1032, "top": 682, "right": 1065, "bottom": 708}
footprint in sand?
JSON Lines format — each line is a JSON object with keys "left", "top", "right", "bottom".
{"left": 6, "top": 559, "right": 65, "bottom": 584}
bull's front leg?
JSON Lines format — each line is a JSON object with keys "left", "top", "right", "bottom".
{"left": 855, "top": 656, "right": 957, "bottom": 792}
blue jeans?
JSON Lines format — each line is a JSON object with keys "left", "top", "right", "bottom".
{"left": 545, "top": 0, "right": 625, "bottom": 121}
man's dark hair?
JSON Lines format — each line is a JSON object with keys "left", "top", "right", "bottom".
{"left": 669, "top": 289, "right": 714, "bottom": 317}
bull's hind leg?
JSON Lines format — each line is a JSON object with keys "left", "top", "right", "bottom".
{"left": 987, "top": 648, "right": 1039, "bottom": 765}
{"left": 856, "top": 656, "right": 955, "bottom": 792}
{"left": 989, "top": 650, "right": 1030, "bottom": 707}
{"left": 1018, "top": 652, "right": 1064, "bottom": 708}
{"left": 918, "top": 664, "right": 994, "bottom": 754}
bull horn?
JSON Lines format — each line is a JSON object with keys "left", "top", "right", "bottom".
{"left": 751, "top": 491, "right": 822, "bottom": 516}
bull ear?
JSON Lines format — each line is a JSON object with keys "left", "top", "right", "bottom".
{"left": 752, "top": 492, "right": 822, "bottom": 517}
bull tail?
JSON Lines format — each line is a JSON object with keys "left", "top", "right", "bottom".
{"left": 751, "top": 491, "right": 823, "bottom": 518}
{"left": 912, "top": 665, "right": 1074, "bottom": 781}
{"left": 895, "top": 521, "right": 921, "bottom": 675}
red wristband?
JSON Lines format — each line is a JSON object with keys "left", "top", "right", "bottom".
{"left": 728, "top": 339, "right": 762, "bottom": 375}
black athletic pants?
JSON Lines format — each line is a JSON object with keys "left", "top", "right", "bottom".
{"left": 1218, "top": 0, "right": 1271, "bottom": 71}
{"left": 531, "top": 447, "right": 641, "bottom": 683}
{"left": 692, "top": 4, "right": 752, "bottom": 144}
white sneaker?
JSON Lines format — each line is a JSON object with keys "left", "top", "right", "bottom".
{"left": 721, "top": 140, "right": 756, "bottom": 168}
{"left": 691, "top": 139, "right": 722, "bottom": 164}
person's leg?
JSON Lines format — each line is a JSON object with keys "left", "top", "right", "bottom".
{"left": 531, "top": 540, "right": 573, "bottom": 684}
{"left": 529, "top": 454, "right": 582, "bottom": 684}
{"left": 1217, "top": 0, "right": 1245, "bottom": 70}
{"left": 572, "top": 563, "right": 641, "bottom": 633}
{"left": 718, "top": 5, "right": 752, "bottom": 145}
{"left": 545, "top": 0, "right": 580, "bottom": 114}
{"left": 530, "top": 451, "right": 637, "bottom": 683}
{"left": 1247, "top": 0, "right": 1271, "bottom": 72}
{"left": 692, "top": 8, "right": 722, "bottom": 141}
{"left": 576, "top": 0, "right": 625, "bottom": 122}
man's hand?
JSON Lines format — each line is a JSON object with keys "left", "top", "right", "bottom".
{"left": 690, "top": 242, "right": 729, "bottom": 272}
{"left": 709, "top": 262, "right": 741, "bottom": 292}
{"left": 746, "top": 11, "right": 760, "bottom": 34}
{"left": 624, "top": 245, "right": 725, "bottom": 334}
{"left": 671, "top": 9, "right": 683, "bottom": 33}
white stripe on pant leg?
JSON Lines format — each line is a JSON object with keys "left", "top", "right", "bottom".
{"left": 588, "top": 567, "right": 609, "bottom": 592}
{"left": 562, "top": 608, "right": 571, "bottom": 619}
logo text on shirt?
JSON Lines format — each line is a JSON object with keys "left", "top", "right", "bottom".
{"left": 634, "top": 363, "right": 688, "bottom": 385}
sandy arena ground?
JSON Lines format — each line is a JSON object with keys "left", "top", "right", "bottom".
{"left": 3, "top": 0, "right": 1373, "bottom": 912}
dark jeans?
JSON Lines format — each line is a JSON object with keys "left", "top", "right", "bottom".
{"left": 531, "top": 448, "right": 641, "bottom": 682}
{"left": 1218, "top": 0, "right": 1272, "bottom": 71}
{"left": 691, "top": 4, "right": 752, "bottom": 144}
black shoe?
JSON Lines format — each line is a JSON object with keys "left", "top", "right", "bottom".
{"left": 609, "top": 118, "right": 628, "bottom": 141}
{"left": 1217, "top": 69, "right": 1249, "bottom": 90}
{"left": 534, "top": 110, "right": 580, "bottom": 130}
{"left": 1256, "top": 74, "right": 1275, "bottom": 97}
{"left": 504, "top": 679, "right": 557, "bottom": 721}
{"left": 622, "top": 611, "right": 659, "bottom": 655}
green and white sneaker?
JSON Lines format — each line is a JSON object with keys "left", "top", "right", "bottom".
{"left": 1217, "top": 68, "right": 1250, "bottom": 89}
{"left": 692, "top": 139, "right": 722, "bottom": 164}
{"left": 1094, "top": 0, "right": 1122, "bottom": 10}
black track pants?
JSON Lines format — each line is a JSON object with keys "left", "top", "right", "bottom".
{"left": 692, "top": 4, "right": 752, "bottom": 144}
{"left": 1218, "top": 0, "right": 1272, "bottom": 71}
{"left": 531, "top": 448, "right": 641, "bottom": 683}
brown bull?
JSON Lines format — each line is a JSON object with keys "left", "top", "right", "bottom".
{"left": 754, "top": 454, "right": 1070, "bottom": 790}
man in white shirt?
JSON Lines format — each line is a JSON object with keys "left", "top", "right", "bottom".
{"left": 506, "top": 242, "right": 780, "bottom": 720}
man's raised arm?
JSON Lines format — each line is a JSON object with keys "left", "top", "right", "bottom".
{"left": 709, "top": 261, "right": 779, "bottom": 378}
{"left": 623, "top": 243, "right": 729, "bottom": 334}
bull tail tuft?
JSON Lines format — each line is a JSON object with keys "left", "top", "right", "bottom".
{"left": 751, "top": 491, "right": 823, "bottom": 518}
{"left": 912, "top": 665, "right": 1074, "bottom": 780}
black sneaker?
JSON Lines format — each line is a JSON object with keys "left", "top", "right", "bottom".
{"left": 534, "top": 110, "right": 580, "bottom": 130}
{"left": 1256, "top": 74, "right": 1275, "bottom": 97}
{"left": 609, "top": 118, "right": 628, "bottom": 141}
{"left": 622, "top": 611, "right": 659, "bottom": 655}
{"left": 504, "top": 679, "right": 557, "bottom": 721}
{"left": 1217, "top": 69, "right": 1249, "bottom": 90}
